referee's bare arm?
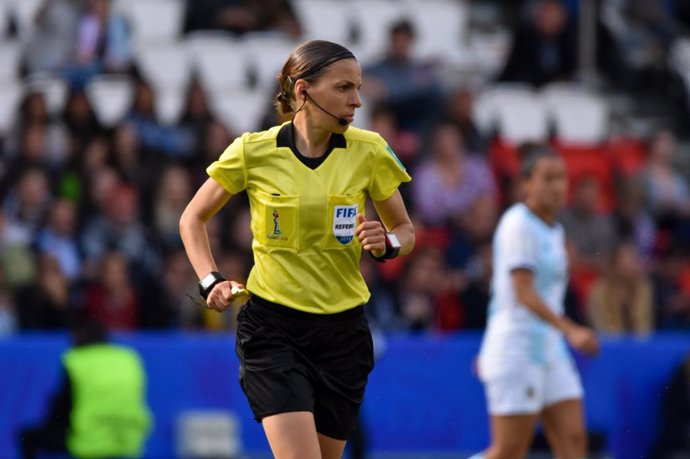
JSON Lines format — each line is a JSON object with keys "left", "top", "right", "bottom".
{"left": 180, "top": 178, "right": 246, "bottom": 311}
{"left": 179, "top": 178, "right": 233, "bottom": 279}
{"left": 373, "top": 189, "right": 415, "bottom": 256}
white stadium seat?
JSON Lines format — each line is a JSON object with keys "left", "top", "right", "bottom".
{"left": 472, "top": 83, "right": 535, "bottom": 137}
{"left": 186, "top": 32, "right": 250, "bottom": 92}
{"left": 293, "top": 0, "right": 353, "bottom": 44}
{"left": 349, "top": 0, "right": 406, "bottom": 63}
{"left": 115, "top": 0, "right": 185, "bottom": 45}
{"left": 136, "top": 43, "right": 192, "bottom": 91}
{"left": 154, "top": 86, "right": 187, "bottom": 125}
{"left": 545, "top": 89, "right": 609, "bottom": 145}
{"left": 7, "top": 0, "right": 43, "bottom": 42}
{"left": 0, "top": 81, "right": 22, "bottom": 134}
{"left": 494, "top": 90, "right": 549, "bottom": 145}
{"left": 24, "top": 73, "right": 69, "bottom": 116}
{"left": 404, "top": 0, "right": 469, "bottom": 63}
{"left": 0, "top": 0, "right": 10, "bottom": 38}
{"left": 85, "top": 75, "right": 135, "bottom": 128}
{"left": 0, "top": 41, "right": 22, "bottom": 82}
{"left": 242, "top": 33, "right": 298, "bottom": 92}
{"left": 209, "top": 88, "right": 267, "bottom": 135}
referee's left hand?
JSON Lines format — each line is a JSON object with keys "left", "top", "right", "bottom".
{"left": 356, "top": 214, "right": 386, "bottom": 258}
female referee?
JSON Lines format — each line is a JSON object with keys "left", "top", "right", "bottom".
{"left": 179, "top": 40, "right": 414, "bottom": 459}
{"left": 471, "top": 144, "right": 599, "bottom": 459}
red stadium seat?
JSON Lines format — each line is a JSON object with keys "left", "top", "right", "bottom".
{"left": 552, "top": 142, "right": 615, "bottom": 212}
{"left": 606, "top": 137, "right": 647, "bottom": 176}
{"left": 488, "top": 138, "right": 520, "bottom": 206}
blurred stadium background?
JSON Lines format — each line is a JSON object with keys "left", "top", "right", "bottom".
{"left": 1, "top": 0, "right": 690, "bottom": 458}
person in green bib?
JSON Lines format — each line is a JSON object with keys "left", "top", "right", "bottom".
{"left": 180, "top": 40, "right": 415, "bottom": 459}
{"left": 19, "top": 313, "right": 151, "bottom": 459}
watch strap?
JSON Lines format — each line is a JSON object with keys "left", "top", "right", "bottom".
{"left": 370, "top": 233, "right": 401, "bottom": 263}
{"left": 198, "top": 271, "right": 227, "bottom": 299}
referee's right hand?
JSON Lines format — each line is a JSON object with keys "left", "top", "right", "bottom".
{"left": 206, "top": 281, "right": 245, "bottom": 312}
{"left": 355, "top": 213, "right": 386, "bottom": 258}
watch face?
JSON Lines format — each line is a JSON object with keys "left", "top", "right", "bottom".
{"left": 386, "top": 233, "right": 401, "bottom": 249}
{"left": 201, "top": 273, "right": 220, "bottom": 290}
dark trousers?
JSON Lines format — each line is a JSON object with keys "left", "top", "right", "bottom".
{"left": 19, "top": 426, "right": 67, "bottom": 459}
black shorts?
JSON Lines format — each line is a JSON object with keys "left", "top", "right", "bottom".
{"left": 235, "top": 295, "right": 375, "bottom": 440}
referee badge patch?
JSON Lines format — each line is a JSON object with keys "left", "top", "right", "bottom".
{"left": 333, "top": 205, "right": 358, "bottom": 245}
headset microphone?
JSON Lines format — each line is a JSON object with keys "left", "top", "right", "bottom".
{"left": 301, "top": 89, "right": 349, "bottom": 126}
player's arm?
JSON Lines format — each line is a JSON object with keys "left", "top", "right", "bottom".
{"left": 512, "top": 268, "right": 599, "bottom": 356}
{"left": 179, "top": 178, "right": 243, "bottom": 311}
{"left": 357, "top": 190, "right": 414, "bottom": 258}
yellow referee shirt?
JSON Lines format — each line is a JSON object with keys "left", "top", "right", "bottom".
{"left": 207, "top": 122, "right": 411, "bottom": 314}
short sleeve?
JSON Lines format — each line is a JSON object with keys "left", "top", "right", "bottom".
{"left": 368, "top": 138, "right": 412, "bottom": 201}
{"left": 206, "top": 136, "right": 247, "bottom": 194}
{"left": 500, "top": 216, "right": 537, "bottom": 272}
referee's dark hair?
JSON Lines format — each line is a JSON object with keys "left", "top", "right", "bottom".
{"left": 276, "top": 40, "right": 356, "bottom": 116}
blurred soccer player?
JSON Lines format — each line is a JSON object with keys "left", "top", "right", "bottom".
{"left": 470, "top": 144, "right": 599, "bottom": 459}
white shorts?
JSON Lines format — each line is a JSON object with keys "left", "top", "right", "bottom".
{"left": 481, "top": 358, "right": 583, "bottom": 416}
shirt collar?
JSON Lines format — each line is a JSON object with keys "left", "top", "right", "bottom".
{"left": 276, "top": 122, "right": 346, "bottom": 152}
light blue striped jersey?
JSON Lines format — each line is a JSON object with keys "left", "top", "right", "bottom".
{"left": 478, "top": 203, "right": 570, "bottom": 379}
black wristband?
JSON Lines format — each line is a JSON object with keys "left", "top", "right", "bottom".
{"left": 198, "top": 271, "right": 227, "bottom": 299}
{"left": 370, "top": 233, "right": 401, "bottom": 263}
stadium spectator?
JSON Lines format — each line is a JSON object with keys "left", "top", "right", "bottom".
{"left": 412, "top": 121, "right": 496, "bottom": 228}
{"left": 601, "top": 0, "right": 680, "bottom": 90}
{"left": 78, "top": 165, "right": 121, "bottom": 221}
{"left": 22, "top": 0, "right": 81, "bottom": 74}
{"left": 611, "top": 177, "right": 657, "bottom": 259}
{"left": 441, "top": 87, "right": 485, "bottom": 155}
{"left": 111, "top": 123, "right": 153, "bottom": 195}
{"left": 639, "top": 130, "right": 690, "bottom": 214}
{"left": 560, "top": 175, "right": 617, "bottom": 277}
{"left": 126, "top": 79, "right": 193, "bottom": 159}
{"left": 150, "top": 249, "right": 200, "bottom": 330}
{"left": 498, "top": 0, "right": 577, "bottom": 86}
{"left": 153, "top": 163, "right": 194, "bottom": 251}
{"left": 397, "top": 246, "right": 446, "bottom": 332}
{"left": 65, "top": 0, "right": 133, "bottom": 87}
{"left": 12, "top": 91, "right": 69, "bottom": 166}
{"left": 652, "top": 243, "right": 690, "bottom": 330}
{"left": 80, "top": 183, "right": 161, "bottom": 279}
{"left": 63, "top": 88, "right": 104, "bottom": 153}
{"left": 0, "top": 213, "right": 35, "bottom": 290}
{"left": 363, "top": 19, "right": 443, "bottom": 134}
{"left": 177, "top": 81, "right": 218, "bottom": 165}
{"left": 183, "top": 0, "right": 302, "bottom": 38}
{"left": 15, "top": 253, "right": 71, "bottom": 331}
{"left": 446, "top": 193, "right": 499, "bottom": 272}
{"left": 586, "top": 240, "right": 654, "bottom": 336}
{"left": 368, "top": 104, "right": 421, "bottom": 169}
{"left": 80, "top": 250, "right": 139, "bottom": 331}
{"left": 2, "top": 167, "right": 52, "bottom": 242}
{"left": 636, "top": 129, "right": 690, "bottom": 246}
{"left": 35, "top": 198, "right": 83, "bottom": 282}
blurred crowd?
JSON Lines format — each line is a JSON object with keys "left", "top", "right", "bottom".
{"left": 1, "top": 0, "right": 690, "bottom": 337}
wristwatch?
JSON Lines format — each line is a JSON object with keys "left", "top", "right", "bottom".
{"left": 371, "top": 232, "right": 401, "bottom": 262}
{"left": 198, "top": 271, "right": 227, "bottom": 299}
